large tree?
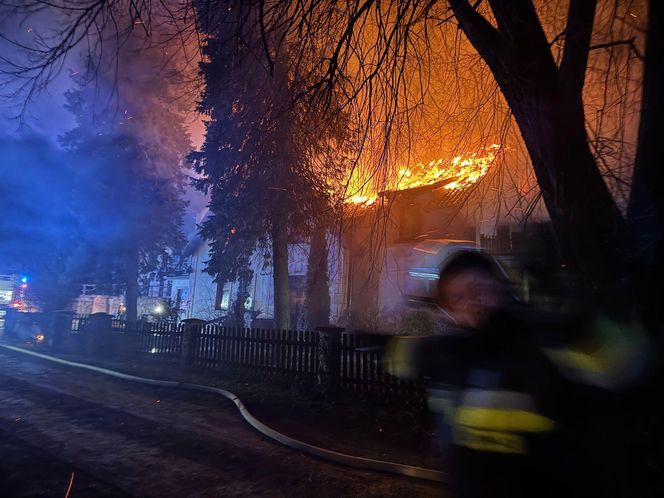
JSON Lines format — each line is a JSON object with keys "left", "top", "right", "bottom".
{"left": 189, "top": 4, "right": 345, "bottom": 330}
{"left": 447, "top": 0, "right": 656, "bottom": 320}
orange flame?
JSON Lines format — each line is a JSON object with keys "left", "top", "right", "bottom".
{"left": 345, "top": 144, "right": 500, "bottom": 207}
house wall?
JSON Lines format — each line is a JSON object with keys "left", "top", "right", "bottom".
{"left": 186, "top": 241, "right": 328, "bottom": 326}
{"left": 377, "top": 243, "right": 413, "bottom": 313}
{"left": 339, "top": 192, "right": 475, "bottom": 326}
{"left": 327, "top": 236, "right": 348, "bottom": 324}
{"left": 71, "top": 295, "right": 124, "bottom": 316}
{"left": 184, "top": 192, "right": 476, "bottom": 328}
{"left": 166, "top": 275, "right": 190, "bottom": 321}
{"left": 187, "top": 242, "right": 224, "bottom": 321}
{"left": 71, "top": 294, "right": 170, "bottom": 319}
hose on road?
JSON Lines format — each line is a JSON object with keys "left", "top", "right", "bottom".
{"left": 0, "top": 344, "right": 445, "bottom": 483}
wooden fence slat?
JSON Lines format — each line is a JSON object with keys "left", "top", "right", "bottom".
{"left": 230, "top": 325, "right": 234, "bottom": 365}
{"left": 237, "top": 327, "right": 243, "bottom": 366}
{"left": 235, "top": 326, "right": 240, "bottom": 366}
{"left": 245, "top": 328, "right": 251, "bottom": 368}
{"left": 214, "top": 327, "right": 224, "bottom": 366}
{"left": 254, "top": 328, "right": 258, "bottom": 369}
{"left": 272, "top": 329, "right": 277, "bottom": 371}
{"left": 287, "top": 330, "right": 293, "bottom": 372}
{"left": 281, "top": 329, "right": 287, "bottom": 372}
{"left": 219, "top": 325, "right": 225, "bottom": 364}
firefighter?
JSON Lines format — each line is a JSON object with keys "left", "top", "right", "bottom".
{"left": 387, "top": 251, "right": 647, "bottom": 498}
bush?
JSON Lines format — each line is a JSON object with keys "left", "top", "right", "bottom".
{"left": 393, "top": 309, "right": 437, "bottom": 336}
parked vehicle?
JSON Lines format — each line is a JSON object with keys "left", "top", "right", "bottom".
{"left": 9, "top": 311, "right": 45, "bottom": 343}
{"left": 403, "top": 239, "right": 478, "bottom": 304}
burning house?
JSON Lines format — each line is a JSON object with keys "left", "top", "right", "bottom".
{"left": 180, "top": 145, "right": 502, "bottom": 328}
{"left": 338, "top": 145, "right": 500, "bottom": 323}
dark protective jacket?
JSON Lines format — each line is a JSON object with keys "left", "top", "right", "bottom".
{"left": 394, "top": 308, "right": 642, "bottom": 498}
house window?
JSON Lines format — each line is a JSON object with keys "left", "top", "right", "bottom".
{"left": 215, "top": 282, "right": 232, "bottom": 311}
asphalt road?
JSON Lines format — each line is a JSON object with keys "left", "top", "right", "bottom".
{"left": 0, "top": 349, "right": 444, "bottom": 497}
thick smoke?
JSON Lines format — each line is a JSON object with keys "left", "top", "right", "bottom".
{"left": 0, "top": 26, "right": 198, "bottom": 310}
{"left": 0, "top": 133, "right": 94, "bottom": 308}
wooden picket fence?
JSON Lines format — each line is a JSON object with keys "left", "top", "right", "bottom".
{"left": 340, "top": 333, "right": 420, "bottom": 397}
{"left": 69, "top": 316, "right": 421, "bottom": 399}
{"left": 71, "top": 315, "right": 88, "bottom": 332}
{"left": 192, "top": 326, "right": 319, "bottom": 377}
{"left": 135, "top": 321, "right": 183, "bottom": 360}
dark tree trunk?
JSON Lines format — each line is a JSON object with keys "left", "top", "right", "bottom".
{"left": 271, "top": 215, "right": 291, "bottom": 330}
{"left": 228, "top": 266, "right": 252, "bottom": 327}
{"left": 125, "top": 246, "right": 139, "bottom": 323}
{"left": 510, "top": 95, "right": 631, "bottom": 310}
{"left": 628, "top": 0, "right": 664, "bottom": 330}
{"left": 305, "top": 225, "right": 331, "bottom": 329}
{"left": 452, "top": 0, "right": 633, "bottom": 313}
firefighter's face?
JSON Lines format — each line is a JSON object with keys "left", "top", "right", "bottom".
{"left": 438, "top": 269, "right": 503, "bottom": 329}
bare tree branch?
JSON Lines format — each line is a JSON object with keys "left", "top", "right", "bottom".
{"left": 590, "top": 36, "right": 644, "bottom": 60}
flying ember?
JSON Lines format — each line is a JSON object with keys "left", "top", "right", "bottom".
{"left": 346, "top": 144, "right": 501, "bottom": 207}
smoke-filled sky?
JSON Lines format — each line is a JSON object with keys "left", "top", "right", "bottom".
{"left": 0, "top": 11, "right": 207, "bottom": 246}
{"left": 0, "top": 0, "right": 643, "bottom": 255}
{"left": 0, "top": 13, "right": 75, "bottom": 140}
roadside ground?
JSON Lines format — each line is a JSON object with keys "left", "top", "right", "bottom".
{"left": 0, "top": 343, "right": 445, "bottom": 497}
{"left": 9, "top": 343, "right": 440, "bottom": 469}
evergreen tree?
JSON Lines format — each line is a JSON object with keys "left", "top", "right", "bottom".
{"left": 190, "top": 5, "right": 346, "bottom": 329}
{"left": 60, "top": 46, "right": 190, "bottom": 321}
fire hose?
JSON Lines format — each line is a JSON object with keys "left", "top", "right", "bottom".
{"left": 0, "top": 343, "right": 445, "bottom": 484}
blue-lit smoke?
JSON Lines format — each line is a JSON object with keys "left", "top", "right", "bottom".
{"left": 0, "top": 133, "right": 79, "bottom": 306}
{"left": 0, "top": 132, "right": 137, "bottom": 309}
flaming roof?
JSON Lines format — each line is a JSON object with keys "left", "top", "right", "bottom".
{"left": 345, "top": 144, "right": 500, "bottom": 209}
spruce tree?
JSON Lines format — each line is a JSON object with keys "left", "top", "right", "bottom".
{"left": 190, "top": 6, "right": 345, "bottom": 329}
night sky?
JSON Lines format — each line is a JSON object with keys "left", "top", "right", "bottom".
{"left": 0, "top": 12, "right": 206, "bottom": 239}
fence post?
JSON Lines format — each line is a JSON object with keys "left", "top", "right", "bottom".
{"left": 117, "top": 319, "right": 141, "bottom": 358}
{"left": 316, "top": 326, "right": 344, "bottom": 394}
{"left": 85, "top": 312, "right": 112, "bottom": 356}
{"left": 48, "top": 310, "right": 74, "bottom": 351}
{"left": 181, "top": 318, "right": 205, "bottom": 368}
